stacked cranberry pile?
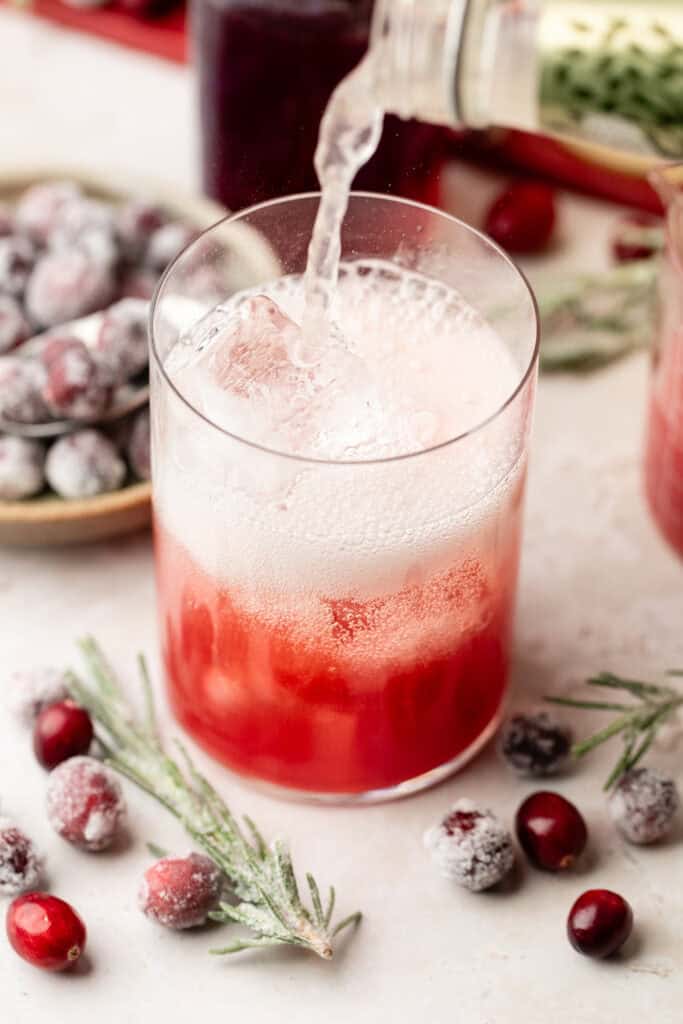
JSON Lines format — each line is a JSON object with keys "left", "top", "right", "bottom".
{"left": 425, "top": 709, "right": 680, "bottom": 960}
{"left": 0, "top": 180, "right": 197, "bottom": 501}
{"left": 2, "top": 668, "right": 225, "bottom": 972}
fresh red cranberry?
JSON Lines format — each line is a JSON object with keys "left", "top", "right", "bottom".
{"left": 33, "top": 700, "right": 94, "bottom": 770}
{"left": 515, "top": 791, "right": 587, "bottom": 871}
{"left": 116, "top": 199, "right": 167, "bottom": 262}
{"left": 46, "top": 756, "right": 126, "bottom": 852}
{"left": 6, "top": 892, "right": 86, "bottom": 970}
{"left": 41, "top": 335, "right": 111, "bottom": 420}
{"left": 95, "top": 298, "right": 149, "bottom": 384}
{"left": 0, "top": 820, "right": 43, "bottom": 896}
{"left": 0, "top": 237, "right": 36, "bottom": 297}
{"left": 15, "top": 181, "right": 82, "bottom": 246}
{"left": 0, "top": 295, "right": 31, "bottom": 354}
{"left": 0, "top": 356, "right": 49, "bottom": 424}
{"left": 567, "top": 889, "right": 633, "bottom": 958}
{"left": 484, "top": 182, "right": 557, "bottom": 255}
{"left": 0, "top": 436, "right": 46, "bottom": 500}
{"left": 25, "top": 248, "right": 116, "bottom": 330}
{"left": 139, "top": 853, "right": 224, "bottom": 930}
{"left": 611, "top": 213, "right": 663, "bottom": 264}
{"left": 45, "top": 429, "right": 126, "bottom": 499}
{"left": 127, "top": 407, "right": 151, "bottom": 480}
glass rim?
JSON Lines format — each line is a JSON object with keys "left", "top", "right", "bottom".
{"left": 149, "top": 190, "right": 540, "bottom": 468}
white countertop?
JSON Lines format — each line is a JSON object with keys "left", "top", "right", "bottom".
{"left": 1, "top": 10, "right": 682, "bottom": 1023}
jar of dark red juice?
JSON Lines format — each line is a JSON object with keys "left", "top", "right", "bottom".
{"left": 192, "top": 0, "right": 444, "bottom": 210}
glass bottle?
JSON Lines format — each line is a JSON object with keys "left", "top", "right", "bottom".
{"left": 192, "top": 0, "right": 444, "bottom": 211}
{"left": 370, "top": 0, "right": 683, "bottom": 159}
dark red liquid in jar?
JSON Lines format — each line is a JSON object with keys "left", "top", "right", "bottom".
{"left": 644, "top": 250, "right": 683, "bottom": 558}
{"left": 154, "top": 469, "right": 524, "bottom": 796}
{"left": 193, "top": 0, "right": 444, "bottom": 211}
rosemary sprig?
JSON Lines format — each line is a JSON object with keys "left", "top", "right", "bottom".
{"left": 546, "top": 670, "right": 683, "bottom": 789}
{"left": 66, "top": 637, "right": 361, "bottom": 959}
{"left": 536, "top": 258, "right": 658, "bottom": 372}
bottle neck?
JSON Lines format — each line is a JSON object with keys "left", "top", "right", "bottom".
{"left": 370, "top": 0, "right": 539, "bottom": 130}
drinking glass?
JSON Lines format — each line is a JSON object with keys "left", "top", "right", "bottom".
{"left": 150, "top": 192, "right": 539, "bottom": 802}
{"left": 644, "top": 163, "right": 683, "bottom": 559}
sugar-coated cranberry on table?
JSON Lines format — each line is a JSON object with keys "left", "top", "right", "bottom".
{"left": 139, "top": 853, "right": 225, "bottom": 930}
{"left": 33, "top": 700, "right": 94, "bottom": 770}
{"left": 0, "top": 820, "right": 43, "bottom": 897}
{"left": 6, "top": 892, "right": 87, "bottom": 971}
{"left": 498, "top": 710, "right": 573, "bottom": 778}
{"left": 45, "top": 429, "right": 127, "bottom": 500}
{"left": 608, "top": 767, "right": 679, "bottom": 845}
{"left": 145, "top": 222, "right": 199, "bottom": 274}
{"left": 0, "top": 236, "right": 36, "bottom": 298}
{"left": 515, "top": 791, "right": 587, "bottom": 871}
{"left": 0, "top": 295, "right": 31, "bottom": 354}
{"left": 484, "top": 181, "right": 557, "bottom": 255}
{"left": 46, "top": 755, "right": 126, "bottom": 852}
{"left": 567, "top": 889, "right": 633, "bottom": 958}
{"left": 424, "top": 798, "right": 515, "bottom": 891}
{"left": 0, "top": 436, "right": 45, "bottom": 500}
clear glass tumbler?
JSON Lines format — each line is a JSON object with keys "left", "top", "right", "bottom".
{"left": 644, "top": 163, "right": 683, "bottom": 559}
{"left": 150, "top": 193, "right": 539, "bottom": 802}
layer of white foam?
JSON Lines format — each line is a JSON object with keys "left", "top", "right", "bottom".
{"left": 154, "top": 262, "right": 530, "bottom": 603}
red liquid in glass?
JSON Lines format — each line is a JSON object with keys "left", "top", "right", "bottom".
{"left": 155, "top": 479, "right": 524, "bottom": 794}
{"left": 194, "top": 0, "right": 444, "bottom": 211}
{"left": 644, "top": 329, "right": 683, "bottom": 558}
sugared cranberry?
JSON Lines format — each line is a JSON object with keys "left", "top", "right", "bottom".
{"left": 608, "top": 767, "right": 679, "bottom": 845}
{"left": 0, "top": 820, "right": 43, "bottom": 896}
{"left": 95, "top": 298, "right": 149, "bottom": 384}
{"left": 8, "top": 667, "right": 71, "bottom": 725}
{"left": 25, "top": 248, "right": 116, "bottom": 329}
{"left": 127, "top": 407, "right": 151, "bottom": 480}
{"left": 41, "top": 336, "right": 110, "bottom": 420}
{"left": 145, "top": 222, "right": 199, "bottom": 274}
{"left": 7, "top": 892, "right": 86, "bottom": 970}
{"left": 567, "top": 889, "right": 633, "bottom": 958}
{"left": 611, "top": 213, "right": 663, "bottom": 264}
{"left": 424, "top": 798, "right": 515, "bottom": 891}
{"left": 0, "top": 237, "right": 35, "bottom": 297}
{"left": 0, "top": 295, "right": 31, "bottom": 353}
{"left": 499, "top": 711, "right": 573, "bottom": 778}
{"left": 484, "top": 182, "right": 557, "bottom": 255}
{"left": 15, "top": 181, "right": 81, "bottom": 246}
{"left": 45, "top": 429, "right": 126, "bottom": 499}
{"left": 46, "top": 755, "right": 126, "bottom": 852}
{"left": 515, "top": 791, "right": 587, "bottom": 871}
{"left": 139, "top": 853, "right": 224, "bottom": 930}
{"left": 0, "top": 356, "right": 49, "bottom": 424}
{"left": 116, "top": 199, "right": 167, "bottom": 262}
{"left": 0, "top": 436, "right": 46, "bottom": 500}
{"left": 33, "top": 700, "right": 94, "bottom": 770}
